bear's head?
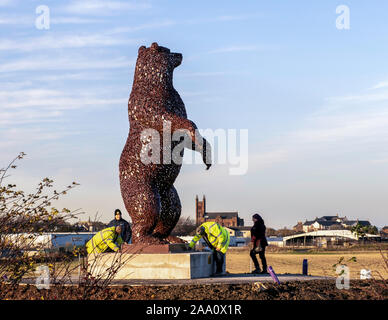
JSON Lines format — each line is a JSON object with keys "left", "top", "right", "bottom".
{"left": 133, "top": 42, "right": 182, "bottom": 89}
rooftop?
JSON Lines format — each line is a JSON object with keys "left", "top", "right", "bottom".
{"left": 204, "top": 212, "right": 239, "bottom": 219}
{"left": 303, "top": 216, "right": 370, "bottom": 226}
{"left": 315, "top": 221, "right": 341, "bottom": 227}
{"left": 342, "top": 220, "right": 371, "bottom": 226}
{"left": 226, "top": 226, "right": 251, "bottom": 231}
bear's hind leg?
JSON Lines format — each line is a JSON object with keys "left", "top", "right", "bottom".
{"left": 152, "top": 185, "right": 184, "bottom": 243}
{"left": 122, "top": 181, "right": 167, "bottom": 245}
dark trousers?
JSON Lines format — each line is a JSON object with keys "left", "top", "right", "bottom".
{"left": 213, "top": 250, "right": 225, "bottom": 273}
{"left": 250, "top": 247, "right": 267, "bottom": 272}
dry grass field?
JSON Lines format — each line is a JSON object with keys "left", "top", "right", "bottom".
{"left": 226, "top": 247, "right": 388, "bottom": 280}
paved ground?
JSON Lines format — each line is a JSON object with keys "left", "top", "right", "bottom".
{"left": 23, "top": 273, "right": 334, "bottom": 286}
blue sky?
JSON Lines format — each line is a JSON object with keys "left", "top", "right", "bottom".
{"left": 1, "top": 0, "right": 387, "bottom": 228}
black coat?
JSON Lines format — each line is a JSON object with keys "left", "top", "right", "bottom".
{"left": 250, "top": 220, "right": 268, "bottom": 248}
{"left": 107, "top": 218, "right": 132, "bottom": 243}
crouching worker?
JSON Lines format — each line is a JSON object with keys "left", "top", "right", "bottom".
{"left": 189, "top": 222, "right": 230, "bottom": 275}
{"left": 86, "top": 226, "right": 123, "bottom": 255}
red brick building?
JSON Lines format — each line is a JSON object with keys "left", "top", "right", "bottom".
{"left": 195, "top": 195, "right": 244, "bottom": 227}
{"left": 381, "top": 226, "right": 388, "bottom": 239}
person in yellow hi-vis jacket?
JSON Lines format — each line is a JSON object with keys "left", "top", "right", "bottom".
{"left": 189, "top": 222, "right": 230, "bottom": 275}
{"left": 86, "top": 226, "right": 123, "bottom": 254}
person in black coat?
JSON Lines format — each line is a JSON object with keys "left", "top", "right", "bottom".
{"left": 250, "top": 213, "right": 268, "bottom": 274}
{"left": 107, "top": 209, "right": 132, "bottom": 244}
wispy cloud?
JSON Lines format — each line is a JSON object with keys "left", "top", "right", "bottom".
{"left": 107, "top": 20, "right": 176, "bottom": 34}
{"left": 292, "top": 111, "right": 388, "bottom": 144}
{"left": 106, "top": 13, "right": 260, "bottom": 35}
{"left": 51, "top": 17, "right": 105, "bottom": 24}
{"left": 244, "top": 81, "right": 388, "bottom": 172}
{"left": 0, "top": 55, "right": 134, "bottom": 73}
{"left": 208, "top": 45, "right": 265, "bottom": 54}
{"left": 369, "top": 80, "right": 388, "bottom": 90}
{"left": 0, "top": 15, "right": 102, "bottom": 26}
{"left": 185, "top": 13, "right": 262, "bottom": 25}
{"left": 0, "top": 88, "right": 126, "bottom": 111}
{"left": 0, "top": 127, "right": 80, "bottom": 150}
{"left": 28, "top": 72, "right": 107, "bottom": 82}
{"left": 315, "top": 84, "right": 388, "bottom": 115}
{"left": 0, "top": 15, "right": 33, "bottom": 25}
{"left": 0, "top": 85, "right": 127, "bottom": 131}
{"left": 63, "top": 0, "right": 151, "bottom": 15}
{"left": 327, "top": 92, "right": 388, "bottom": 104}
{"left": 0, "top": 34, "right": 139, "bottom": 51}
{"left": 0, "top": 109, "right": 63, "bottom": 126}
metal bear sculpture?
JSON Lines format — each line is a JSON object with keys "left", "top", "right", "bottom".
{"left": 119, "top": 43, "right": 212, "bottom": 244}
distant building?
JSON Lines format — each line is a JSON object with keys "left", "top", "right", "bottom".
{"left": 312, "top": 220, "right": 342, "bottom": 230}
{"left": 380, "top": 226, "right": 388, "bottom": 239}
{"left": 225, "top": 226, "right": 251, "bottom": 238}
{"left": 342, "top": 220, "right": 371, "bottom": 228}
{"left": 284, "top": 230, "right": 381, "bottom": 248}
{"left": 321, "top": 215, "right": 344, "bottom": 222}
{"left": 267, "top": 236, "right": 284, "bottom": 247}
{"left": 195, "top": 195, "right": 244, "bottom": 227}
{"left": 296, "top": 214, "right": 371, "bottom": 232}
{"left": 293, "top": 221, "right": 304, "bottom": 232}
{"left": 75, "top": 218, "right": 106, "bottom": 232}
{"left": 302, "top": 220, "right": 316, "bottom": 233}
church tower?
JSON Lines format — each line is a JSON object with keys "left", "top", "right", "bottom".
{"left": 195, "top": 195, "right": 206, "bottom": 225}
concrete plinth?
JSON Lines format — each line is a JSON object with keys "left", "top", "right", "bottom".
{"left": 121, "top": 243, "right": 189, "bottom": 254}
{"left": 88, "top": 251, "right": 225, "bottom": 280}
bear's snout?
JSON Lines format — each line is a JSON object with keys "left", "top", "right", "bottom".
{"left": 172, "top": 53, "right": 182, "bottom": 68}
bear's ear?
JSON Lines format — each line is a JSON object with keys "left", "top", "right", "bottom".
{"left": 138, "top": 46, "right": 146, "bottom": 54}
{"left": 151, "top": 42, "right": 159, "bottom": 51}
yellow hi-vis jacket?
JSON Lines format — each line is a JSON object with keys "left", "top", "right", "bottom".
{"left": 86, "top": 226, "right": 123, "bottom": 254}
{"left": 189, "top": 222, "right": 230, "bottom": 254}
